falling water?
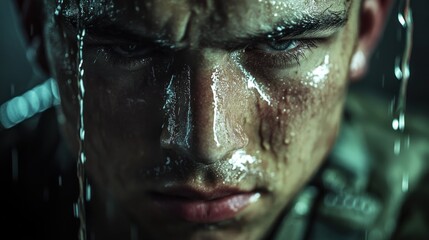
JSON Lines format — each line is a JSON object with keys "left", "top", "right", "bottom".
{"left": 392, "top": 0, "right": 413, "bottom": 133}
{"left": 391, "top": 0, "right": 413, "bottom": 193}
{"left": 366, "top": 2, "right": 413, "bottom": 238}
{"left": 75, "top": 1, "right": 88, "bottom": 239}
{"left": 54, "top": 0, "right": 64, "bottom": 16}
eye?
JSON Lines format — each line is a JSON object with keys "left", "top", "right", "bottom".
{"left": 243, "top": 39, "right": 318, "bottom": 68}
{"left": 112, "top": 44, "right": 152, "bottom": 58}
{"left": 93, "top": 43, "right": 159, "bottom": 71}
{"left": 254, "top": 39, "right": 300, "bottom": 52}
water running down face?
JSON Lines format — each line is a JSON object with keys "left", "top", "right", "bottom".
{"left": 39, "top": 0, "right": 387, "bottom": 239}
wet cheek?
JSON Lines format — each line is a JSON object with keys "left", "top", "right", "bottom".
{"left": 83, "top": 72, "right": 163, "bottom": 136}
{"left": 252, "top": 84, "right": 309, "bottom": 154}
{"left": 294, "top": 70, "right": 346, "bottom": 161}
{"left": 311, "top": 68, "right": 347, "bottom": 152}
{"left": 255, "top": 60, "right": 347, "bottom": 162}
{"left": 51, "top": 46, "right": 167, "bottom": 184}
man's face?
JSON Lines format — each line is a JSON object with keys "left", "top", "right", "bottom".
{"left": 44, "top": 0, "right": 359, "bottom": 239}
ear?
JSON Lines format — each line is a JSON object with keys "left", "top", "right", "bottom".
{"left": 14, "top": 0, "right": 50, "bottom": 77}
{"left": 349, "top": 0, "right": 394, "bottom": 81}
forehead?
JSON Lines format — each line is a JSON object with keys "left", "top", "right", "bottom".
{"left": 56, "top": 0, "right": 351, "bottom": 43}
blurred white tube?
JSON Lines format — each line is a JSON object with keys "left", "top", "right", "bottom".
{"left": 0, "top": 78, "right": 60, "bottom": 129}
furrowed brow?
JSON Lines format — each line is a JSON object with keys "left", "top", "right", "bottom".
{"left": 61, "top": 13, "right": 152, "bottom": 41}
{"left": 60, "top": 8, "right": 348, "bottom": 49}
{"left": 270, "top": 10, "right": 348, "bottom": 38}
{"left": 220, "top": 10, "right": 349, "bottom": 49}
{"left": 61, "top": 14, "right": 182, "bottom": 49}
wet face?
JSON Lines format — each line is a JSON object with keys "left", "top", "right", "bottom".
{"left": 43, "top": 0, "right": 359, "bottom": 239}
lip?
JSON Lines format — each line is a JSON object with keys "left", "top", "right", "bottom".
{"left": 150, "top": 187, "right": 261, "bottom": 223}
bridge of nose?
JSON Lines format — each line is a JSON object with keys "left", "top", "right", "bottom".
{"left": 160, "top": 49, "right": 250, "bottom": 164}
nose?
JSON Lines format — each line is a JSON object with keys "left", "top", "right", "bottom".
{"left": 160, "top": 49, "right": 249, "bottom": 164}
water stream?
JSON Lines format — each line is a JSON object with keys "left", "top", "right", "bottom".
{"left": 76, "top": 1, "right": 88, "bottom": 239}
{"left": 392, "top": 0, "right": 413, "bottom": 193}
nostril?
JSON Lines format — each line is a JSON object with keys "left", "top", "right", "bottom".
{"left": 161, "top": 133, "right": 248, "bottom": 166}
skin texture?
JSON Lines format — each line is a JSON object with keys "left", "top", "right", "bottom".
{"left": 33, "top": 0, "right": 385, "bottom": 239}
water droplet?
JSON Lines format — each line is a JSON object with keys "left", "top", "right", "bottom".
{"left": 54, "top": 0, "right": 64, "bottom": 16}
{"left": 392, "top": 119, "right": 399, "bottom": 130}
{"left": 405, "top": 135, "right": 411, "bottom": 149}
{"left": 73, "top": 203, "right": 79, "bottom": 218}
{"left": 306, "top": 55, "right": 330, "bottom": 88}
{"left": 394, "top": 139, "right": 401, "bottom": 155}
{"left": 86, "top": 184, "right": 92, "bottom": 202}
{"left": 262, "top": 141, "right": 271, "bottom": 150}
{"left": 394, "top": 57, "right": 403, "bottom": 80}
{"left": 398, "top": 13, "right": 406, "bottom": 27}
{"left": 284, "top": 138, "right": 290, "bottom": 145}
{"left": 401, "top": 173, "right": 409, "bottom": 192}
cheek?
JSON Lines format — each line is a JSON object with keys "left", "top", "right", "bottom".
{"left": 246, "top": 58, "right": 348, "bottom": 206}
{"left": 80, "top": 67, "right": 168, "bottom": 175}
{"left": 45, "top": 28, "right": 168, "bottom": 186}
{"left": 254, "top": 55, "right": 348, "bottom": 172}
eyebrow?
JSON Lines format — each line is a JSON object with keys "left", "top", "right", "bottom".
{"left": 61, "top": 9, "right": 349, "bottom": 49}
{"left": 220, "top": 10, "right": 349, "bottom": 49}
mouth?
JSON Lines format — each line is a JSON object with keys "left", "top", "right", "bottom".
{"left": 149, "top": 187, "right": 262, "bottom": 223}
